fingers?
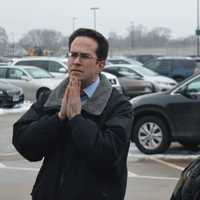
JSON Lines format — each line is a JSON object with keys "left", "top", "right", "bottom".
{"left": 58, "top": 87, "right": 69, "bottom": 120}
{"left": 59, "top": 77, "right": 81, "bottom": 120}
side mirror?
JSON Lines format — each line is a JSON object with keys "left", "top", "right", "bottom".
{"left": 21, "top": 75, "right": 30, "bottom": 81}
{"left": 58, "top": 68, "right": 67, "bottom": 73}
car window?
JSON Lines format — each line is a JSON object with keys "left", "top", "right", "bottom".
{"left": 134, "top": 65, "right": 158, "bottom": 76}
{"left": 108, "top": 59, "right": 130, "bottom": 64}
{"left": 103, "top": 68, "right": 119, "bottom": 76}
{"left": 48, "top": 61, "right": 64, "bottom": 72}
{"left": 186, "top": 77, "right": 200, "bottom": 94}
{"left": 144, "top": 60, "right": 161, "bottom": 71}
{"left": 17, "top": 60, "right": 49, "bottom": 71}
{"left": 0, "top": 68, "right": 7, "bottom": 78}
{"left": 7, "top": 68, "right": 27, "bottom": 79}
{"left": 156, "top": 60, "right": 172, "bottom": 74}
{"left": 25, "top": 68, "right": 53, "bottom": 79}
{"left": 174, "top": 60, "right": 196, "bottom": 69}
{"left": 118, "top": 67, "right": 142, "bottom": 77}
{"left": 16, "top": 60, "right": 33, "bottom": 66}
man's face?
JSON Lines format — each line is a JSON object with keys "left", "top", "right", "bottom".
{"left": 68, "top": 36, "right": 105, "bottom": 88}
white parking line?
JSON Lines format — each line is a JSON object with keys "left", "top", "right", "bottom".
{"left": 150, "top": 157, "right": 184, "bottom": 171}
{"left": 0, "top": 162, "right": 179, "bottom": 181}
{"left": 130, "top": 174, "right": 178, "bottom": 181}
{"left": 0, "top": 163, "right": 39, "bottom": 172}
{"left": 128, "top": 171, "right": 137, "bottom": 177}
{"left": 0, "top": 163, "right": 6, "bottom": 168}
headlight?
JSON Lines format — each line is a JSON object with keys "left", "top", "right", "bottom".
{"left": 0, "top": 90, "right": 4, "bottom": 95}
{"left": 144, "top": 87, "right": 153, "bottom": 92}
{"left": 157, "top": 81, "right": 169, "bottom": 85}
{"left": 19, "top": 88, "right": 23, "bottom": 95}
{"left": 109, "top": 79, "right": 117, "bottom": 85}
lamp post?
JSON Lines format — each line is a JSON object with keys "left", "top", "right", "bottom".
{"left": 72, "top": 17, "right": 77, "bottom": 32}
{"left": 196, "top": 0, "right": 200, "bottom": 56}
{"left": 10, "top": 32, "right": 15, "bottom": 57}
{"left": 90, "top": 7, "right": 99, "bottom": 30}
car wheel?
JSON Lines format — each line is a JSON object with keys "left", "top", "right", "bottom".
{"left": 36, "top": 88, "right": 50, "bottom": 100}
{"left": 133, "top": 116, "right": 171, "bottom": 154}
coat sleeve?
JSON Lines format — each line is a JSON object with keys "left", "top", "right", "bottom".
{"left": 13, "top": 102, "right": 67, "bottom": 162}
{"left": 68, "top": 99, "right": 133, "bottom": 169}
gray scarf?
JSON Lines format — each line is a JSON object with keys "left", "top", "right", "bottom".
{"left": 44, "top": 74, "right": 112, "bottom": 116}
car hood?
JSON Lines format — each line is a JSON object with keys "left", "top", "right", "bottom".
{"left": 130, "top": 91, "right": 170, "bottom": 108}
{"left": 146, "top": 75, "right": 176, "bottom": 83}
{"left": 32, "top": 78, "right": 62, "bottom": 89}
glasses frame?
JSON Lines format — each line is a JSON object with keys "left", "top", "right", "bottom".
{"left": 68, "top": 52, "right": 97, "bottom": 61}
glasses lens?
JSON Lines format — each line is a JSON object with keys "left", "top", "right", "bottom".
{"left": 68, "top": 52, "right": 95, "bottom": 60}
{"left": 68, "top": 52, "right": 78, "bottom": 58}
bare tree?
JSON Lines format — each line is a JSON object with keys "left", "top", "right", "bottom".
{"left": 0, "top": 26, "right": 8, "bottom": 56}
{"left": 19, "top": 29, "right": 66, "bottom": 53}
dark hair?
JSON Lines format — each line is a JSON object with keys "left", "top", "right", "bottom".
{"left": 68, "top": 28, "right": 109, "bottom": 60}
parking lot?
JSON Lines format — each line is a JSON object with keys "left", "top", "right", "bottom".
{"left": 0, "top": 155, "right": 188, "bottom": 200}
{"left": 0, "top": 105, "right": 200, "bottom": 200}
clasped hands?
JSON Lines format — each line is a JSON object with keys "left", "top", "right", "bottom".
{"left": 58, "top": 76, "right": 81, "bottom": 120}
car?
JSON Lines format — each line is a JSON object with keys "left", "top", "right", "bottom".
{"left": 143, "top": 56, "right": 198, "bottom": 82}
{"left": 0, "top": 80, "right": 24, "bottom": 108}
{"left": 12, "top": 56, "right": 68, "bottom": 78}
{"left": 103, "top": 67, "right": 155, "bottom": 98}
{"left": 0, "top": 65, "right": 62, "bottom": 101}
{"left": 190, "top": 56, "right": 200, "bottom": 74}
{"left": 107, "top": 56, "right": 142, "bottom": 65}
{"left": 105, "top": 64, "right": 177, "bottom": 92}
{"left": 130, "top": 73, "right": 200, "bottom": 154}
{"left": 12, "top": 57, "right": 123, "bottom": 93}
{"left": 125, "top": 54, "right": 163, "bottom": 64}
{"left": 101, "top": 71, "right": 122, "bottom": 94}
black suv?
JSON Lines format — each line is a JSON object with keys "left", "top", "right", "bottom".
{"left": 143, "top": 57, "right": 197, "bottom": 82}
{"left": 130, "top": 73, "right": 200, "bottom": 154}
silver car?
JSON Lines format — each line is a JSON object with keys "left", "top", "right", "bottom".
{"left": 106, "top": 64, "right": 177, "bottom": 91}
{"left": 12, "top": 56, "right": 68, "bottom": 78}
{"left": 0, "top": 65, "right": 63, "bottom": 101}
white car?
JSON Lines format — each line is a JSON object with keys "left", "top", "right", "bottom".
{"left": 108, "top": 56, "right": 143, "bottom": 66}
{"left": 106, "top": 64, "right": 177, "bottom": 91}
{"left": 0, "top": 65, "right": 62, "bottom": 101}
{"left": 101, "top": 71, "right": 122, "bottom": 93}
{"left": 12, "top": 56, "right": 68, "bottom": 78}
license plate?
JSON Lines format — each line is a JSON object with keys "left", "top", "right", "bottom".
{"left": 13, "top": 95, "right": 20, "bottom": 102}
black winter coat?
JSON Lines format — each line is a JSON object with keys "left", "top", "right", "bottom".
{"left": 13, "top": 76, "right": 133, "bottom": 200}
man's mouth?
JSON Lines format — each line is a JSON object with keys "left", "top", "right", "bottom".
{"left": 71, "top": 69, "right": 83, "bottom": 73}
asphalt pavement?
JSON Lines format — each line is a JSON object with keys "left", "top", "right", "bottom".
{"left": 1, "top": 103, "right": 200, "bottom": 161}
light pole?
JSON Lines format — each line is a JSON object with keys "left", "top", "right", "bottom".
{"left": 196, "top": 0, "right": 200, "bottom": 56}
{"left": 90, "top": 7, "right": 99, "bottom": 30}
{"left": 10, "top": 32, "right": 15, "bottom": 57}
{"left": 72, "top": 17, "right": 77, "bottom": 32}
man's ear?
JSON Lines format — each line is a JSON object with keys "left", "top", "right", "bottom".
{"left": 98, "top": 60, "right": 106, "bottom": 70}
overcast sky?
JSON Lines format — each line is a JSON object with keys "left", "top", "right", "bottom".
{"left": 0, "top": 0, "right": 197, "bottom": 41}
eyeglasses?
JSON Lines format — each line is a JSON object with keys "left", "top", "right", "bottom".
{"left": 68, "top": 52, "right": 97, "bottom": 60}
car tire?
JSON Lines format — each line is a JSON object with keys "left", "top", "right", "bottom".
{"left": 133, "top": 115, "right": 171, "bottom": 154}
{"left": 36, "top": 88, "right": 50, "bottom": 100}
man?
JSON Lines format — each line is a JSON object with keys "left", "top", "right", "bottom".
{"left": 13, "top": 28, "right": 133, "bottom": 200}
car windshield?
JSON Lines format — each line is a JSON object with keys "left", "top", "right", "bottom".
{"left": 25, "top": 68, "right": 53, "bottom": 79}
{"left": 133, "top": 65, "right": 158, "bottom": 76}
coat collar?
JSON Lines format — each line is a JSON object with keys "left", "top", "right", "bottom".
{"left": 44, "top": 74, "right": 112, "bottom": 116}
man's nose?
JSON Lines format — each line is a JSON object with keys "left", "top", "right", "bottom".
{"left": 73, "top": 55, "right": 81, "bottom": 63}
